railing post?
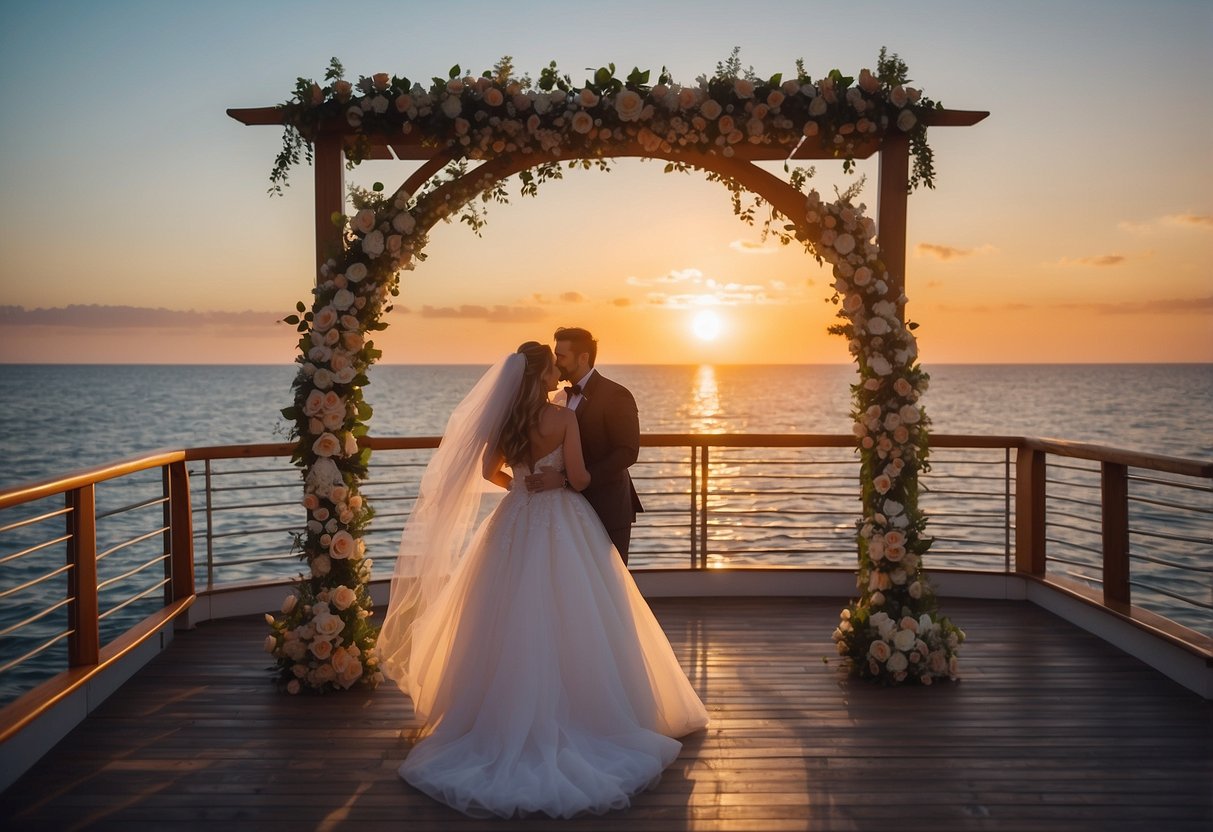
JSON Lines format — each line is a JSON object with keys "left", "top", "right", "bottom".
{"left": 689, "top": 444, "right": 698, "bottom": 569}
{"left": 1015, "top": 447, "right": 1046, "bottom": 576}
{"left": 166, "top": 460, "right": 196, "bottom": 603}
{"left": 204, "top": 459, "right": 215, "bottom": 590}
{"left": 65, "top": 485, "right": 98, "bottom": 667}
{"left": 699, "top": 444, "right": 710, "bottom": 569}
{"left": 1101, "top": 462, "right": 1130, "bottom": 606}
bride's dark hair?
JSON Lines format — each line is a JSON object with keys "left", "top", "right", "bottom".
{"left": 498, "top": 341, "right": 553, "bottom": 466}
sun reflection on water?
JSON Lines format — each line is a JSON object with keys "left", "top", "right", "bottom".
{"left": 690, "top": 364, "right": 722, "bottom": 434}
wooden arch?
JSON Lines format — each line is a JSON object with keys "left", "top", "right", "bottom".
{"left": 228, "top": 106, "right": 986, "bottom": 304}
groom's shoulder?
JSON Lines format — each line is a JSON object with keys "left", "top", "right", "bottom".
{"left": 593, "top": 371, "right": 636, "bottom": 401}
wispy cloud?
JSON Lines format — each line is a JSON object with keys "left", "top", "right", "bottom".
{"left": 1057, "top": 254, "right": 1127, "bottom": 267}
{"left": 915, "top": 243, "right": 995, "bottom": 261}
{"left": 420, "top": 304, "right": 547, "bottom": 323}
{"left": 1120, "top": 213, "right": 1213, "bottom": 233}
{"left": 0, "top": 304, "right": 280, "bottom": 328}
{"left": 626, "top": 267, "right": 786, "bottom": 308}
{"left": 939, "top": 296, "right": 1213, "bottom": 315}
{"left": 729, "top": 239, "right": 779, "bottom": 255}
{"left": 611, "top": 297, "right": 632, "bottom": 307}
{"left": 559, "top": 291, "right": 586, "bottom": 303}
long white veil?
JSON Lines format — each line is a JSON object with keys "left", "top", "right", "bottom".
{"left": 378, "top": 353, "right": 524, "bottom": 698}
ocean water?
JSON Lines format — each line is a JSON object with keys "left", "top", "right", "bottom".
{"left": 2, "top": 363, "right": 1210, "bottom": 486}
{"left": 0, "top": 363, "right": 1210, "bottom": 702}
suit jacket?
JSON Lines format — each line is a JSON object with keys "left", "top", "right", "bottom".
{"left": 569, "top": 370, "right": 643, "bottom": 529}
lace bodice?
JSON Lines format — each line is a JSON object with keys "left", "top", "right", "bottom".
{"left": 514, "top": 446, "right": 564, "bottom": 480}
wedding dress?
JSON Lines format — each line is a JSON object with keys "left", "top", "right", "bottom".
{"left": 378, "top": 355, "right": 708, "bottom": 819}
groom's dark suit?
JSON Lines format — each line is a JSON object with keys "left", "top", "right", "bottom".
{"left": 569, "top": 370, "right": 643, "bottom": 564}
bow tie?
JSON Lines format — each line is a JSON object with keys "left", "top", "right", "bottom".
{"left": 565, "top": 383, "right": 583, "bottom": 398}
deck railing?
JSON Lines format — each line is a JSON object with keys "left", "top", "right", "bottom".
{"left": 1, "top": 434, "right": 1210, "bottom": 737}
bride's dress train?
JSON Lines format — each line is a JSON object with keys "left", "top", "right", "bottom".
{"left": 397, "top": 447, "right": 708, "bottom": 818}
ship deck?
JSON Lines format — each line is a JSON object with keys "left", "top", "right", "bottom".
{"left": 3, "top": 597, "right": 1210, "bottom": 831}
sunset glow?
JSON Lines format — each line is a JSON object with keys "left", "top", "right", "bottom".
{"left": 692, "top": 310, "right": 724, "bottom": 342}
{"left": 0, "top": 2, "right": 1209, "bottom": 364}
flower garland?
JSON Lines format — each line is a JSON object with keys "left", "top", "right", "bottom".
{"left": 263, "top": 50, "right": 961, "bottom": 692}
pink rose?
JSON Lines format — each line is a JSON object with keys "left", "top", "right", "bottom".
{"left": 311, "top": 554, "right": 331, "bottom": 576}
{"left": 312, "top": 306, "right": 338, "bottom": 332}
{"left": 733, "top": 79, "right": 755, "bottom": 99}
{"left": 873, "top": 474, "right": 892, "bottom": 494}
{"left": 614, "top": 89, "right": 644, "bottom": 121}
{"left": 571, "top": 111, "right": 593, "bottom": 134}
{"left": 312, "top": 432, "right": 341, "bottom": 458}
{"left": 700, "top": 98, "right": 722, "bottom": 120}
{"left": 868, "top": 640, "right": 891, "bottom": 662}
{"left": 578, "top": 88, "right": 599, "bottom": 107}
{"left": 309, "top": 638, "right": 333, "bottom": 660}
{"left": 329, "top": 530, "right": 356, "bottom": 559}
{"left": 482, "top": 87, "right": 504, "bottom": 107}
{"left": 897, "top": 109, "right": 917, "bottom": 131}
{"left": 331, "top": 585, "right": 357, "bottom": 611}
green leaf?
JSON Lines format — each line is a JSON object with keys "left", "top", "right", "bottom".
{"left": 331, "top": 211, "right": 345, "bottom": 227}
{"left": 296, "top": 301, "right": 306, "bottom": 313}
{"left": 372, "top": 182, "right": 384, "bottom": 192}
{"left": 768, "top": 72, "right": 782, "bottom": 87}
{"left": 283, "top": 315, "right": 300, "bottom": 325}
{"left": 449, "top": 64, "right": 461, "bottom": 79}
{"left": 593, "top": 66, "right": 612, "bottom": 87}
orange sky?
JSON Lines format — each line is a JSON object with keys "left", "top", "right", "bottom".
{"left": 1, "top": 1, "right": 1210, "bottom": 364}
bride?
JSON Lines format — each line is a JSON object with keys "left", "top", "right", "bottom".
{"left": 377, "top": 341, "right": 709, "bottom": 819}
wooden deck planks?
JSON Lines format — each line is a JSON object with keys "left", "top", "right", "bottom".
{"left": 2, "top": 597, "right": 1210, "bottom": 831}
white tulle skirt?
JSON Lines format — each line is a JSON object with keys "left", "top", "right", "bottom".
{"left": 398, "top": 483, "right": 709, "bottom": 819}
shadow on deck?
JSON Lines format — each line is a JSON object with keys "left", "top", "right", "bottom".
{"left": 2, "top": 598, "right": 1210, "bottom": 831}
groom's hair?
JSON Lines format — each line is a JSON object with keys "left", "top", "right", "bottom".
{"left": 554, "top": 327, "right": 598, "bottom": 367}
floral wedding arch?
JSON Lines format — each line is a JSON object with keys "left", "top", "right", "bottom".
{"left": 235, "top": 51, "right": 986, "bottom": 692}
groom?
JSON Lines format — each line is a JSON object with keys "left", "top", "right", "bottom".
{"left": 526, "top": 326, "right": 643, "bottom": 564}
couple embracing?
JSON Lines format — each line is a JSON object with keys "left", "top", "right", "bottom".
{"left": 378, "top": 327, "right": 708, "bottom": 820}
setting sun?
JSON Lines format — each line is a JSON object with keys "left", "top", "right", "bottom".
{"left": 691, "top": 310, "right": 723, "bottom": 341}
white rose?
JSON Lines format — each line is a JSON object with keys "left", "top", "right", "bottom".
{"left": 868, "top": 317, "right": 890, "bottom": 335}
{"left": 331, "top": 585, "right": 357, "bottom": 611}
{"left": 441, "top": 95, "right": 462, "bottom": 118}
{"left": 345, "top": 262, "right": 368, "bottom": 283}
{"left": 869, "top": 355, "right": 892, "bottom": 376}
{"left": 834, "top": 233, "right": 856, "bottom": 255}
{"left": 897, "top": 109, "right": 917, "bottom": 131}
{"left": 883, "top": 499, "right": 904, "bottom": 517}
{"left": 311, "top": 554, "right": 331, "bottom": 576}
{"left": 809, "top": 95, "right": 828, "bottom": 117}
{"left": 334, "top": 367, "right": 357, "bottom": 385}
{"left": 312, "top": 368, "right": 334, "bottom": 390}
{"left": 890, "top": 86, "right": 909, "bottom": 108}
{"left": 909, "top": 580, "right": 923, "bottom": 599}
{"left": 362, "top": 230, "right": 385, "bottom": 258}
{"left": 312, "top": 432, "right": 342, "bottom": 458}
{"left": 899, "top": 404, "right": 922, "bottom": 425}
{"left": 886, "top": 650, "right": 909, "bottom": 673}
{"left": 614, "top": 89, "right": 644, "bottom": 121}
{"left": 391, "top": 212, "right": 416, "bottom": 234}
{"left": 332, "top": 289, "right": 355, "bottom": 311}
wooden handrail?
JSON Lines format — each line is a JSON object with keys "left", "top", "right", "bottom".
{"left": 1024, "top": 436, "right": 1213, "bottom": 478}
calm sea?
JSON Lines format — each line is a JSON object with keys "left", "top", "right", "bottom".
{"left": 0, "top": 363, "right": 1210, "bottom": 702}
{"left": 2, "top": 363, "right": 1210, "bottom": 486}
